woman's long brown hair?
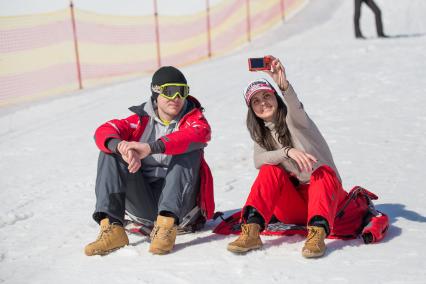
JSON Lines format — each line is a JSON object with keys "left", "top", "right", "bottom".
{"left": 246, "top": 92, "right": 292, "bottom": 150}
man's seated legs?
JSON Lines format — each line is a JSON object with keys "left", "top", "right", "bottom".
{"left": 85, "top": 149, "right": 202, "bottom": 255}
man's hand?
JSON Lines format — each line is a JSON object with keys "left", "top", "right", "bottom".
{"left": 287, "top": 148, "right": 317, "bottom": 172}
{"left": 117, "top": 141, "right": 152, "bottom": 173}
{"left": 118, "top": 141, "right": 151, "bottom": 159}
{"left": 124, "top": 149, "right": 142, "bottom": 173}
{"left": 262, "top": 55, "right": 289, "bottom": 91}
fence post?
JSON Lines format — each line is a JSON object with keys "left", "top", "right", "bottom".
{"left": 69, "top": 1, "right": 82, "bottom": 89}
{"left": 206, "top": 0, "right": 212, "bottom": 58}
{"left": 153, "top": 0, "right": 161, "bottom": 68}
{"left": 246, "top": 0, "right": 251, "bottom": 42}
{"left": 280, "top": 0, "right": 285, "bottom": 21}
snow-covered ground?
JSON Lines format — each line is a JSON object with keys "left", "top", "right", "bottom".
{"left": 1, "top": 0, "right": 426, "bottom": 283}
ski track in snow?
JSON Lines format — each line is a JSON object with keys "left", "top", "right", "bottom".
{"left": 1, "top": 0, "right": 426, "bottom": 283}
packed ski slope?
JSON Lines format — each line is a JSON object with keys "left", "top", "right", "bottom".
{"left": 1, "top": 0, "right": 426, "bottom": 283}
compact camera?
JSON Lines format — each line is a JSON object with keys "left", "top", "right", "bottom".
{"left": 248, "top": 56, "right": 272, "bottom": 71}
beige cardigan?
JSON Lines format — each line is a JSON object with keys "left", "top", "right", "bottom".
{"left": 253, "top": 84, "right": 341, "bottom": 184}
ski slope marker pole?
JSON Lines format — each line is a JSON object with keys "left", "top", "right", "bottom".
{"left": 153, "top": 0, "right": 161, "bottom": 68}
{"left": 69, "top": 1, "right": 83, "bottom": 89}
{"left": 206, "top": 0, "right": 212, "bottom": 58}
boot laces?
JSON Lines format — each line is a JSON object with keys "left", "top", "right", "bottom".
{"left": 95, "top": 224, "right": 114, "bottom": 244}
{"left": 239, "top": 224, "right": 252, "bottom": 241}
{"left": 150, "top": 225, "right": 174, "bottom": 241}
{"left": 307, "top": 227, "right": 321, "bottom": 244}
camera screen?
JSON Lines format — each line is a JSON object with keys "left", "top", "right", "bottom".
{"left": 249, "top": 58, "right": 265, "bottom": 68}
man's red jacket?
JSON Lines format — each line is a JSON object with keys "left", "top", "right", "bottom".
{"left": 94, "top": 96, "right": 215, "bottom": 219}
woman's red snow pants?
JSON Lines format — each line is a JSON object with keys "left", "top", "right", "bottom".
{"left": 243, "top": 164, "right": 346, "bottom": 230}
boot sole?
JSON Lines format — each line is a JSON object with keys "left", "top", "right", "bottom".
{"left": 302, "top": 248, "right": 326, "bottom": 258}
{"left": 85, "top": 243, "right": 128, "bottom": 256}
{"left": 227, "top": 244, "right": 262, "bottom": 254}
{"left": 149, "top": 248, "right": 172, "bottom": 255}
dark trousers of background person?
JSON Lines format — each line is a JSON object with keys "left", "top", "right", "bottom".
{"left": 354, "top": 0, "right": 385, "bottom": 38}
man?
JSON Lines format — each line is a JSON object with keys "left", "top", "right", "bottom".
{"left": 354, "top": 0, "right": 387, "bottom": 39}
{"left": 84, "top": 66, "right": 214, "bottom": 256}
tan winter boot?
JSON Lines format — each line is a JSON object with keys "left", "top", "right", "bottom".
{"left": 149, "top": 215, "right": 177, "bottom": 255}
{"left": 302, "top": 226, "right": 327, "bottom": 258}
{"left": 84, "top": 218, "right": 129, "bottom": 256}
{"left": 227, "top": 223, "right": 263, "bottom": 253}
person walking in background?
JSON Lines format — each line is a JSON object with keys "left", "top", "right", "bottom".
{"left": 84, "top": 66, "right": 214, "bottom": 256}
{"left": 354, "top": 0, "right": 387, "bottom": 38}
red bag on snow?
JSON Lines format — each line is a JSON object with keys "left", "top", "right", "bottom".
{"left": 330, "top": 186, "right": 389, "bottom": 243}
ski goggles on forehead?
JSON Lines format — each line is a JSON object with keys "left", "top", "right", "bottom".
{"left": 153, "top": 83, "right": 190, "bottom": 100}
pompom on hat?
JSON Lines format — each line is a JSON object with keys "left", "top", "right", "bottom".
{"left": 243, "top": 78, "right": 277, "bottom": 106}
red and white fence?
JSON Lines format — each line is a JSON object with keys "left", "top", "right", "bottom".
{"left": 0, "top": 0, "right": 305, "bottom": 107}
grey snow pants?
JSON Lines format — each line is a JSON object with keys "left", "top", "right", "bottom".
{"left": 93, "top": 150, "right": 201, "bottom": 225}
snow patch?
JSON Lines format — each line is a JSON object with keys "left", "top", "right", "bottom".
{"left": 0, "top": 211, "right": 34, "bottom": 228}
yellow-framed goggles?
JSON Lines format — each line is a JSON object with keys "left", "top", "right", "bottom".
{"left": 155, "top": 83, "right": 190, "bottom": 100}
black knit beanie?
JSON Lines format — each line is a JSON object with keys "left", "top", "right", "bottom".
{"left": 151, "top": 66, "right": 187, "bottom": 101}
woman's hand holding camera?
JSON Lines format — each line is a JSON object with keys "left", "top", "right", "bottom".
{"left": 263, "top": 55, "right": 289, "bottom": 91}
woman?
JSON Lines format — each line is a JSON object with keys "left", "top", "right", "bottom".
{"left": 227, "top": 56, "right": 355, "bottom": 258}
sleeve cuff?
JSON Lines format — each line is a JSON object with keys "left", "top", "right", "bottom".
{"left": 106, "top": 138, "right": 121, "bottom": 153}
{"left": 149, "top": 140, "right": 165, "bottom": 154}
{"left": 281, "top": 83, "right": 295, "bottom": 96}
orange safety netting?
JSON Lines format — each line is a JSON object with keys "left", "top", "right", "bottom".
{"left": 0, "top": 0, "right": 304, "bottom": 107}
